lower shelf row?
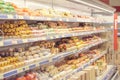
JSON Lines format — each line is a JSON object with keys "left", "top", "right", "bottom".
{"left": 3, "top": 49, "right": 112, "bottom": 80}
{"left": 0, "top": 39, "right": 107, "bottom": 79}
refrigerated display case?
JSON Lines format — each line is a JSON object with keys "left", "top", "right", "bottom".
{"left": 0, "top": 0, "right": 117, "bottom": 80}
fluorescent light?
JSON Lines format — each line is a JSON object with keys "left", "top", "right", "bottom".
{"left": 70, "top": 0, "right": 114, "bottom": 13}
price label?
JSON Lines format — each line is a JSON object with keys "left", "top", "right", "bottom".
{"left": 36, "top": 63, "right": 39, "bottom": 67}
{"left": 0, "top": 74, "right": 4, "bottom": 79}
{"left": 23, "top": 39, "right": 28, "bottom": 43}
{"left": 55, "top": 35, "right": 59, "bottom": 38}
{"left": 50, "top": 36, "right": 53, "bottom": 39}
{"left": 59, "top": 18, "right": 62, "bottom": 21}
{"left": 30, "top": 16, "right": 34, "bottom": 19}
{"left": 25, "top": 66, "right": 29, "bottom": 70}
{"left": 41, "top": 37, "right": 46, "bottom": 40}
{"left": 0, "top": 74, "right": 3, "bottom": 79}
{"left": 81, "top": 66, "right": 84, "bottom": 69}
{"left": 72, "top": 33, "right": 75, "bottom": 36}
{"left": 8, "top": 15, "right": 13, "bottom": 19}
{"left": 19, "top": 15, "right": 24, "bottom": 19}
{"left": 34, "top": 38, "right": 38, "bottom": 41}
{"left": 49, "top": 58, "right": 52, "bottom": 62}
{"left": 62, "top": 35, "right": 65, "bottom": 37}
{"left": 18, "top": 68, "right": 23, "bottom": 72}
{"left": 12, "top": 40, "right": 17, "bottom": 44}
{"left": 47, "top": 18, "right": 51, "bottom": 20}
{"left": 30, "top": 38, "right": 35, "bottom": 41}
{"left": 66, "top": 19, "right": 69, "bottom": 21}
{"left": 60, "top": 53, "right": 65, "bottom": 58}
{"left": 31, "top": 38, "right": 38, "bottom": 41}
{"left": 0, "top": 41, "right": 3, "bottom": 46}
{"left": 76, "top": 18, "right": 79, "bottom": 22}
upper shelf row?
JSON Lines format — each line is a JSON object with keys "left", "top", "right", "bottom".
{"left": 0, "top": 0, "right": 114, "bottom": 23}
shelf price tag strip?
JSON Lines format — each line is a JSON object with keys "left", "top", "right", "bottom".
{"left": 29, "top": 64, "right": 36, "bottom": 69}
{"left": 4, "top": 70, "right": 17, "bottom": 78}
{"left": 52, "top": 55, "right": 61, "bottom": 61}
{"left": 39, "top": 60, "right": 49, "bottom": 65}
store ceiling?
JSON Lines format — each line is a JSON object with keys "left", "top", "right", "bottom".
{"left": 100, "top": 0, "right": 120, "bottom": 12}
{"left": 110, "top": 0, "right": 120, "bottom": 6}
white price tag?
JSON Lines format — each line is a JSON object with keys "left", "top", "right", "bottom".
{"left": 61, "top": 54, "right": 64, "bottom": 58}
{"left": 55, "top": 35, "right": 59, "bottom": 38}
{"left": 47, "top": 18, "right": 51, "bottom": 20}
{"left": 25, "top": 66, "right": 29, "bottom": 70}
{"left": 30, "top": 16, "right": 34, "bottom": 19}
{"left": 59, "top": 18, "right": 62, "bottom": 21}
{"left": 18, "top": 15, "right": 24, "bottom": 19}
{"left": 41, "top": 37, "right": 46, "bottom": 40}
{"left": 0, "top": 41, "right": 3, "bottom": 46}
{"left": 23, "top": 39, "right": 28, "bottom": 43}
{"left": 36, "top": 63, "right": 39, "bottom": 67}
{"left": 66, "top": 19, "right": 69, "bottom": 21}
{"left": 0, "top": 74, "right": 3, "bottom": 79}
{"left": 18, "top": 68, "right": 23, "bottom": 72}
{"left": 8, "top": 15, "right": 13, "bottom": 19}
{"left": 62, "top": 35, "right": 65, "bottom": 37}
{"left": 49, "top": 58, "right": 52, "bottom": 62}
{"left": 12, "top": 40, "right": 17, "bottom": 44}
{"left": 73, "top": 33, "right": 75, "bottom": 36}
{"left": 32, "top": 38, "right": 36, "bottom": 41}
{"left": 76, "top": 18, "right": 78, "bottom": 22}
{"left": 50, "top": 36, "right": 53, "bottom": 39}
{"left": 81, "top": 66, "right": 84, "bottom": 69}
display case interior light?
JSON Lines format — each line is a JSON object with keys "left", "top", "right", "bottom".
{"left": 67, "top": 0, "right": 115, "bottom": 14}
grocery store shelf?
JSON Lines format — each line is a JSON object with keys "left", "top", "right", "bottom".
{"left": 0, "top": 39, "right": 107, "bottom": 79}
{"left": 0, "top": 30, "right": 107, "bottom": 47}
{"left": 59, "top": 50, "right": 107, "bottom": 80}
{"left": 97, "top": 65, "right": 116, "bottom": 80}
{"left": 0, "top": 14, "right": 105, "bottom": 23}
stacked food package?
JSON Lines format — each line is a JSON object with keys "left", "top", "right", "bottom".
{"left": 0, "top": 21, "right": 31, "bottom": 38}
{"left": 0, "top": 20, "right": 105, "bottom": 39}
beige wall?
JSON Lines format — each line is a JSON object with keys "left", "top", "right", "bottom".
{"left": 110, "top": 0, "right": 120, "bottom": 6}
